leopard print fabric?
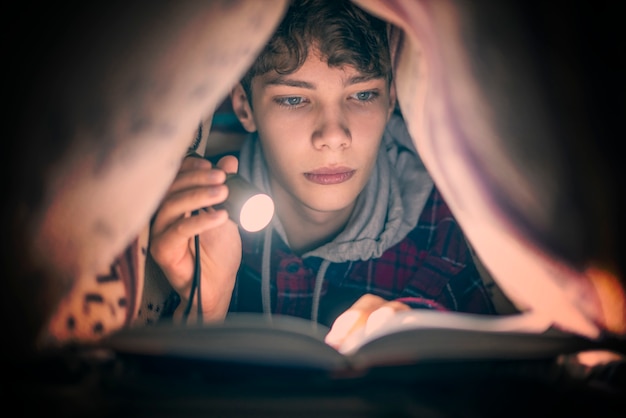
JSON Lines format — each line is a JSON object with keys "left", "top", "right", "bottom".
{"left": 134, "top": 251, "right": 180, "bottom": 326}
{"left": 44, "top": 226, "right": 149, "bottom": 346}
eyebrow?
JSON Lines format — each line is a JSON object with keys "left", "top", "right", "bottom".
{"left": 264, "top": 76, "right": 314, "bottom": 89}
{"left": 263, "top": 73, "right": 382, "bottom": 89}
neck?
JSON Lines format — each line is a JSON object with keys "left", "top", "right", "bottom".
{"left": 273, "top": 192, "right": 355, "bottom": 255}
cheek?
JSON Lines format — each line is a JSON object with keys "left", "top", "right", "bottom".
{"left": 351, "top": 116, "right": 386, "bottom": 156}
{"left": 257, "top": 117, "right": 309, "bottom": 163}
{"left": 263, "top": 144, "right": 290, "bottom": 169}
{"left": 258, "top": 111, "right": 305, "bottom": 137}
{"left": 351, "top": 105, "right": 389, "bottom": 133}
{"left": 259, "top": 137, "right": 301, "bottom": 180}
{"left": 357, "top": 146, "right": 382, "bottom": 189}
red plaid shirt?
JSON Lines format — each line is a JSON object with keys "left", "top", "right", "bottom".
{"left": 230, "top": 187, "right": 496, "bottom": 326}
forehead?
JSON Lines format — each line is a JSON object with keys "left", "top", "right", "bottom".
{"left": 253, "top": 51, "right": 387, "bottom": 91}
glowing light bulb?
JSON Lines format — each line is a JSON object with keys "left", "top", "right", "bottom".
{"left": 219, "top": 174, "right": 274, "bottom": 232}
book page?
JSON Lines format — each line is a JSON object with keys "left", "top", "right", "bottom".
{"left": 338, "top": 310, "right": 554, "bottom": 356}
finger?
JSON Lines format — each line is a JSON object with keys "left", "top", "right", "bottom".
{"left": 151, "top": 208, "right": 229, "bottom": 265}
{"left": 151, "top": 182, "right": 228, "bottom": 236}
{"left": 363, "top": 301, "right": 411, "bottom": 336}
{"left": 325, "top": 309, "right": 367, "bottom": 349}
{"left": 181, "top": 154, "right": 213, "bottom": 171}
{"left": 167, "top": 163, "right": 227, "bottom": 196}
{"left": 174, "top": 207, "right": 230, "bottom": 241}
{"left": 325, "top": 294, "right": 387, "bottom": 349}
{"left": 216, "top": 154, "right": 239, "bottom": 174}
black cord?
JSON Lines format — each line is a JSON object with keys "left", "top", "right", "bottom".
{"left": 195, "top": 232, "right": 202, "bottom": 322}
{"left": 181, "top": 125, "right": 205, "bottom": 324}
{"left": 182, "top": 213, "right": 203, "bottom": 324}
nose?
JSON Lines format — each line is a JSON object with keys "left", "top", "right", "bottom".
{"left": 311, "top": 108, "right": 351, "bottom": 150}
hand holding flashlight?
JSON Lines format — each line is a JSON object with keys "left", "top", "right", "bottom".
{"left": 150, "top": 154, "right": 248, "bottom": 323}
{"left": 186, "top": 152, "right": 274, "bottom": 232}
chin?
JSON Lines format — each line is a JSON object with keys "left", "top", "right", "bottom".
{"left": 308, "top": 196, "right": 357, "bottom": 214}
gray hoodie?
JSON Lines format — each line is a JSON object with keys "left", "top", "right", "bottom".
{"left": 237, "top": 112, "right": 434, "bottom": 322}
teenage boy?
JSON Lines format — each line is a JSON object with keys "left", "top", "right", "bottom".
{"left": 147, "top": 0, "right": 495, "bottom": 349}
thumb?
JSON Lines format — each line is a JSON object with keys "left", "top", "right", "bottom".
{"left": 216, "top": 154, "right": 239, "bottom": 174}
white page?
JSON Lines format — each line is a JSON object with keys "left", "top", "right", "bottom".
{"left": 338, "top": 310, "right": 553, "bottom": 355}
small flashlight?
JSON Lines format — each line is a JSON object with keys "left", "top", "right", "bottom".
{"left": 185, "top": 152, "right": 273, "bottom": 232}
{"left": 216, "top": 173, "right": 274, "bottom": 232}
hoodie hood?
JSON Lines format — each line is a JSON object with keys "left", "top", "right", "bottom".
{"left": 237, "top": 112, "right": 434, "bottom": 264}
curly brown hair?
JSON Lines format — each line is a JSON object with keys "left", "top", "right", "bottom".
{"left": 240, "top": 0, "right": 392, "bottom": 103}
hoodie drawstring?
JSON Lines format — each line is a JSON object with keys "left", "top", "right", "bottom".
{"left": 311, "top": 260, "right": 330, "bottom": 328}
{"left": 261, "top": 226, "right": 273, "bottom": 322}
{"left": 260, "top": 225, "right": 330, "bottom": 329}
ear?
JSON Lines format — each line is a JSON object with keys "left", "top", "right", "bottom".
{"left": 230, "top": 83, "right": 257, "bottom": 133}
{"left": 387, "top": 81, "right": 397, "bottom": 120}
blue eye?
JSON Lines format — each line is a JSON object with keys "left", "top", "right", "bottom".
{"left": 277, "top": 96, "right": 305, "bottom": 107}
{"left": 353, "top": 90, "right": 379, "bottom": 102}
{"left": 287, "top": 97, "right": 302, "bottom": 105}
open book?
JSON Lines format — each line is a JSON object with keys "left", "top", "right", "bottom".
{"left": 103, "top": 310, "right": 612, "bottom": 375}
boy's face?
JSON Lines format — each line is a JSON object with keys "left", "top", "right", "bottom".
{"left": 233, "top": 50, "right": 395, "bottom": 216}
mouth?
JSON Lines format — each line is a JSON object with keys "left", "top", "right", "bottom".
{"left": 304, "top": 167, "right": 355, "bottom": 185}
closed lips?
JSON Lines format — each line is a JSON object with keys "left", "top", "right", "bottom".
{"left": 304, "top": 169, "right": 355, "bottom": 185}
